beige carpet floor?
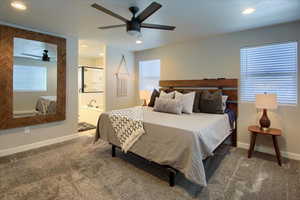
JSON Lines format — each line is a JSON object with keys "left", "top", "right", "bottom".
{"left": 0, "top": 135, "right": 299, "bottom": 200}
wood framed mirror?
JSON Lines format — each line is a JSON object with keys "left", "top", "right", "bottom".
{"left": 0, "top": 25, "right": 66, "bottom": 130}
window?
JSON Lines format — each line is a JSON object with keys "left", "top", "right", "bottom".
{"left": 139, "top": 60, "right": 160, "bottom": 91}
{"left": 240, "top": 42, "right": 298, "bottom": 105}
{"left": 13, "top": 65, "right": 47, "bottom": 92}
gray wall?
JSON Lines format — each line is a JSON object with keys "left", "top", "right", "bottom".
{"left": 0, "top": 25, "right": 78, "bottom": 151}
{"left": 135, "top": 21, "right": 300, "bottom": 156}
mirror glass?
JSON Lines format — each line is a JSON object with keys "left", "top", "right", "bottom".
{"left": 13, "top": 38, "right": 57, "bottom": 118}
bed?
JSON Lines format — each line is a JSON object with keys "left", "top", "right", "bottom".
{"left": 94, "top": 79, "right": 238, "bottom": 187}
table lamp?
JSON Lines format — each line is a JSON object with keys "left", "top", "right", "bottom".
{"left": 139, "top": 90, "right": 150, "bottom": 106}
{"left": 256, "top": 93, "right": 278, "bottom": 130}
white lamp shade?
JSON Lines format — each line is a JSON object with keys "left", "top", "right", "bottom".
{"left": 256, "top": 94, "right": 278, "bottom": 109}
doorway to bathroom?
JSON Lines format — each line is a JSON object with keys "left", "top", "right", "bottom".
{"left": 78, "top": 50, "right": 105, "bottom": 133}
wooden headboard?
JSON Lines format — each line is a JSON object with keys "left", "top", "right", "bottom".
{"left": 159, "top": 78, "right": 238, "bottom": 146}
{"left": 159, "top": 78, "right": 238, "bottom": 113}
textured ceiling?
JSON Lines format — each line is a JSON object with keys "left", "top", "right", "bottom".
{"left": 1, "top": 0, "right": 300, "bottom": 57}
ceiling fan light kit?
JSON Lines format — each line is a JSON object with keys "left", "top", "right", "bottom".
{"left": 91, "top": 1, "right": 175, "bottom": 42}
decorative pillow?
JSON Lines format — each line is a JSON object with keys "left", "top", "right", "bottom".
{"left": 153, "top": 97, "right": 183, "bottom": 114}
{"left": 200, "top": 90, "right": 223, "bottom": 114}
{"left": 193, "top": 91, "right": 202, "bottom": 113}
{"left": 222, "top": 95, "right": 229, "bottom": 112}
{"left": 159, "top": 90, "right": 175, "bottom": 99}
{"left": 174, "top": 91, "right": 195, "bottom": 114}
{"left": 148, "top": 89, "right": 160, "bottom": 107}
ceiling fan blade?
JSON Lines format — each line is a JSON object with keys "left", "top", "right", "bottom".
{"left": 141, "top": 23, "right": 176, "bottom": 31}
{"left": 136, "top": 2, "right": 162, "bottom": 23}
{"left": 91, "top": 3, "right": 128, "bottom": 23}
{"left": 98, "top": 24, "right": 126, "bottom": 30}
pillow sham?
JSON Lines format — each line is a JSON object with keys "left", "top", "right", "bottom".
{"left": 153, "top": 97, "right": 183, "bottom": 115}
{"left": 222, "top": 95, "right": 228, "bottom": 112}
{"left": 159, "top": 90, "right": 175, "bottom": 99}
{"left": 148, "top": 89, "right": 160, "bottom": 107}
{"left": 174, "top": 91, "right": 195, "bottom": 114}
{"left": 200, "top": 90, "right": 223, "bottom": 114}
{"left": 193, "top": 91, "right": 202, "bottom": 113}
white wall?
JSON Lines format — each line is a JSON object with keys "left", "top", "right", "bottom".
{"left": 0, "top": 25, "right": 78, "bottom": 151}
{"left": 135, "top": 21, "right": 300, "bottom": 156}
{"left": 105, "top": 46, "right": 138, "bottom": 111}
{"left": 79, "top": 57, "right": 104, "bottom": 67}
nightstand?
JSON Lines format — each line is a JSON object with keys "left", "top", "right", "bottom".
{"left": 248, "top": 125, "right": 282, "bottom": 166}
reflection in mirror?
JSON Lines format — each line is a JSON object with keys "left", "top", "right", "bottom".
{"left": 13, "top": 38, "right": 57, "bottom": 118}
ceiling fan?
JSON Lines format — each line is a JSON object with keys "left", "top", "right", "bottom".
{"left": 22, "top": 50, "right": 51, "bottom": 62}
{"left": 91, "top": 2, "right": 176, "bottom": 36}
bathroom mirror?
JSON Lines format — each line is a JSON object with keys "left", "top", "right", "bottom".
{"left": 0, "top": 25, "right": 66, "bottom": 130}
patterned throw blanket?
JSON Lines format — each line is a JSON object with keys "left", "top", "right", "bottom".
{"left": 109, "top": 107, "right": 145, "bottom": 153}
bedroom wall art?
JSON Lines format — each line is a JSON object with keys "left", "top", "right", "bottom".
{"left": 115, "top": 55, "right": 129, "bottom": 97}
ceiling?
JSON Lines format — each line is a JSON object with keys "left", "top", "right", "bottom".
{"left": 1, "top": 0, "right": 300, "bottom": 56}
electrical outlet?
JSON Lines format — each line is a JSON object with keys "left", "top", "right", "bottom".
{"left": 24, "top": 127, "right": 30, "bottom": 134}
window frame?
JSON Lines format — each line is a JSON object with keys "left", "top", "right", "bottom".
{"left": 240, "top": 41, "right": 298, "bottom": 106}
{"left": 138, "top": 59, "right": 161, "bottom": 91}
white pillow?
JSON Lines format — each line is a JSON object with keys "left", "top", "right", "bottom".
{"left": 159, "top": 90, "right": 175, "bottom": 99}
{"left": 222, "top": 95, "right": 228, "bottom": 112}
{"left": 174, "top": 91, "right": 195, "bottom": 114}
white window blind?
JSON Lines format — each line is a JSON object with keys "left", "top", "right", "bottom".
{"left": 13, "top": 65, "right": 47, "bottom": 92}
{"left": 139, "top": 60, "right": 160, "bottom": 91}
{"left": 240, "top": 42, "right": 298, "bottom": 105}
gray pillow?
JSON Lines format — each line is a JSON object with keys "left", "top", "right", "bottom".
{"left": 193, "top": 91, "right": 202, "bottom": 113}
{"left": 153, "top": 97, "right": 183, "bottom": 114}
{"left": 148, "top": 89, "right": 160, "bottom": 107}
{"left": 200, "top": 90, "right": 223, "bottom": 114}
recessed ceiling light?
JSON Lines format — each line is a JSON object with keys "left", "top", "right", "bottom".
{"left": 80, "top": 44, "right": 88, "bottom": 48}
{"left": 11, "top": 1, "right": 27, "bottom": 10}
{"left": 242, "top": 8, "right": 256, "bottom": 15}
{"left": 136, "top": 40, "right": 143, "bottom": 44}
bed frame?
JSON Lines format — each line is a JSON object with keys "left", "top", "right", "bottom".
{"left": 111, "top": 78, "right": 238, "bottom": 187}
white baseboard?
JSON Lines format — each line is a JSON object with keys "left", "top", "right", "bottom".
{"left": 238, "top": 142, "right": 300, "bottom": 161}
{"left": 0, "top": 131, "right": 94, "bottom": 158}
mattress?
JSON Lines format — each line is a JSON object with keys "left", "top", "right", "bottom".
{"left": 95, "top": 106, "right": 232, "bottom": 186}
